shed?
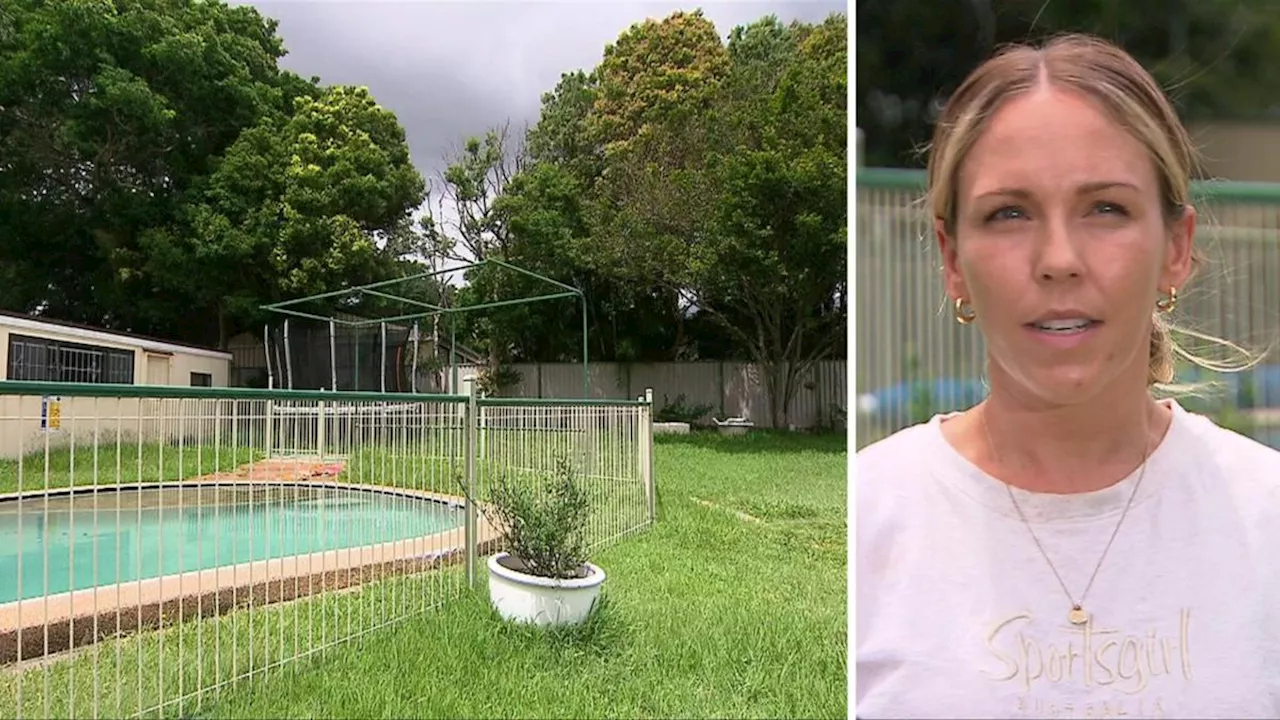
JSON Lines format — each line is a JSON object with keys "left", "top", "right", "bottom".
{"left": 0, "top": 311, "right": 233, "bottom": 459}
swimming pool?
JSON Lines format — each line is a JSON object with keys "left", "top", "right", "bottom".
{"left": 0, "top": 484, "right": 465, "bottom": 604}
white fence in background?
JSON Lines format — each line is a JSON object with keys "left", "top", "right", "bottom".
{"left": 224, "top": 336, "right": 848, "bottom": 432}
{"left": 415, "top": 360, "right": 847, "bottom": 430}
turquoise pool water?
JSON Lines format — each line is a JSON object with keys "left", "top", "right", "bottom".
{"left": 0, "top": 485, "right": 465, "bottom": 604}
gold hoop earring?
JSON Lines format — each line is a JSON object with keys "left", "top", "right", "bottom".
{"left": 1156, "top": 286, "right": 1177, "bottom": 314}
{"left": 954, "top": 297, "right": 976, "bottom": 325}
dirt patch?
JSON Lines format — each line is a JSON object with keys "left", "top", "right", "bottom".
{"left": 191, "top": 457, "right": 347, "bottom": 484}
{"left": 690, "top": 497, "right": 763, "bottom": 523}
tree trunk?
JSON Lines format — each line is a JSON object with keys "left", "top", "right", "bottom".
{"left": 767, "top": 307, "right": 788, "bottom": 429}
{"left": 488, "top": 343, "right": 501, "bottom": 373}
{"left": 671, "top": 295, "right": 687, "bottom": 360}
{"left": 766, "top": 360, "right": 791, "bottom": 430}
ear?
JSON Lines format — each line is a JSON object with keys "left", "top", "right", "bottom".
{"left": 936, "top": 218, "right": 969, "bottom": 305}
{"left": 1159, "top": 204, "right": 1197, "bottom": 291}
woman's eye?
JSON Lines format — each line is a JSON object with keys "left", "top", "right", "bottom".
{"left": 986, "top": 206, "right": 1026, "bottom": 222}
{"left": 1093, "top": 201, "right": 1129, "bottom": 216}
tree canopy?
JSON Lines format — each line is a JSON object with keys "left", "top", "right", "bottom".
{"left": 427, "top": 10, "right": 849, "bottom": 424}
{"left": 0, "top": 0, "right": 425, "bottom": 347}
{"left": 0, "top": 2, "right": 850, "bottom": 424}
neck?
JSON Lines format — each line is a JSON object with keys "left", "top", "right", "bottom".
{"left": 973, "top": 375, "right": 1170, "bottom": 495}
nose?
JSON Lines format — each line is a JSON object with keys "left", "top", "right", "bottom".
{"left": 1033, "top": 216, "right": 1084, "bottom": 281}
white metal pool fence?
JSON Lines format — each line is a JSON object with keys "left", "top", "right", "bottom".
{"left": 0, "top": 379, "right": 655, "bottom": 719}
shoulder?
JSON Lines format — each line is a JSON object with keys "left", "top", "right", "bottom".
{"left": 855, "top": 420, "right": 943, "bottom": 527}
{"left": 856, "top": 421, "right": 936, "bottom": 488}
{"left": 1175, "top": 405, "right": 1280, "bottom": 477}
{"left": 1171, "top": 404, "right": 1280, "bottom": 514}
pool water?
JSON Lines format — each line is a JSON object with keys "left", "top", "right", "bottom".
{"left": 0, "top": 485, "right": 465, "bottom": 604}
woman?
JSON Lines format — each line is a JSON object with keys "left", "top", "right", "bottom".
{"left": 856, "top": 34, "right": 1280, "bottom": 719}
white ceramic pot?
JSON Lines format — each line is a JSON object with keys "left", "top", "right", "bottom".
{"left": 487, "top": 552, "right": 606, "bottom": 626}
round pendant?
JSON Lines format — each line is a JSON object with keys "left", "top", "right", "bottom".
{"left": 1068, "top": 607, "right": 1089, "bottom": 625}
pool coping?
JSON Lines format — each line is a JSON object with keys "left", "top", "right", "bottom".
{"left": 0, "top": 479, "right": 502, "bottom": 663}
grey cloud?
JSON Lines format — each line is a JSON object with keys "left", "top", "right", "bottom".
{"left": 245, "top": 1, "right": 845, "bottom": 181}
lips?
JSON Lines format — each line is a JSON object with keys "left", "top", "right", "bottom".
{"left": 1030, "top": 318, "right": 1098, "bottom": 334}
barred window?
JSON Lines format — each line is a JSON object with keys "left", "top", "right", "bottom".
{"left": 7, "top": 334, "right": 136, "bottom": 384}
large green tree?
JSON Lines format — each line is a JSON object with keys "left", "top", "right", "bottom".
{"left": 691, "top": 14, "right": 848, "bottom": 427}
{"left": 563, "top": 12, "right": 847, "bottom": 424}
{"left": 429, "top": 83, "right": 684, "bottom": 370}
{"left": 433, "top": 10, "right": 848, "bottom": 422}
{"left": 501, "top": 67, "right": 687, "bottom": 363}
{"left": 0, "top": 0, "right": 424, "bottom": 347}
{"left": 147, "top": 85, "right": 425, "bottom": 345}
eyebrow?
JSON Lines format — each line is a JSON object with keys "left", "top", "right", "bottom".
{"left": 974, "top": 181, "right": 1141, "bottom": 200}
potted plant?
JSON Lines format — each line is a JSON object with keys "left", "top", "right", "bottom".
{"left": 486, "top": 456, "right": 605, "bottom": 626}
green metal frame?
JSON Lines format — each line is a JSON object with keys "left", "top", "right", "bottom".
{"left": 0, "top": 380, "right": 467, "bottom": 403}
{"left": 0, "top": 380, "right": 651, "bottom": 408}
{"left": 857, "top": 167, "right": 1280, "bottom": 203}
{"left": 476, "top": 396, "right": 649, "bottom": 408}
{"left": 261, "top": 258, "right": 591, "bottom": 398}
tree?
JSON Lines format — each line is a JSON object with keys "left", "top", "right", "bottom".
{"left": 427, "top": 66, "right": 685, "bottom": 367}
{"left": 572, "top": 12, "right": 848, "bottom": 425}
{"left": 589, "top": 9, "right": 731, "bottom": 156}
{"left": 421, "top": 122, "right": 524, "bottom": 266}
{"left": 692, "top": 13, "right": 848, "bottom": 428}
{"left": 420, "top": 123, "right": 528, "bottom": 371}
{"left": 525, "top": 70, "right": 602, "bottom": 182}
{"left": 149, "top": 85, "right": 426, "bottom": 346}
{"left": 0, "top": 0, "right": 425, "bottom": 348}
{"left": 582, "top": 10, "right": 732, "bottom": 359}
{"left": 518, "top": 66, "right": 686, "bottom": 362}
{"left": 489, "top": 162, "right": 682, "bottom": 363}
{"left": 0, "top": 0, "right": 293, "bottom": 338}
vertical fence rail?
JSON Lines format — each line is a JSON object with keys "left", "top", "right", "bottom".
{"left": 0, "top": 380, "right": 654, "bottom": 719}
{"left": 856, "top": 168, "right": 1280, "bottom": 450}
{"left": 463, "top": 378, "right": 478, "bottom": 588}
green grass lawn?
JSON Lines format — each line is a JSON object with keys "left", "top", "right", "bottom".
{"left": 0, "top": 443, "right": 266, "bottom": 494}
{"left": 199, "top": 431, "right": 848, "bottom": 719}
{"left": 0, "top": 430, "right": 848, "bottom": 719}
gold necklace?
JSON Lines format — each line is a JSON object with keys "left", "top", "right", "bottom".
{"left": 979, "top": 406, "right": 1151, "bottom": 626}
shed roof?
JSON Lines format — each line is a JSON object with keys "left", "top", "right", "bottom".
{"left": 0, "top": 310, "right": 233, "bottom": 360}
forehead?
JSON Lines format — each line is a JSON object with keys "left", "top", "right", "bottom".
{"left": 958, "top": 84, "right": 1157, "bottom": 198}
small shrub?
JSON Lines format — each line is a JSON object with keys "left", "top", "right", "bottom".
{"left": 488, "top": 457, "right": 591, "bottom": 580}
{"left": 656, "top": 393, "right": 714, "bottom": 424}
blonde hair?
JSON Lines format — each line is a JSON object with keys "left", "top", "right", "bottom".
{"left": 926, "top": 33, "right": 1258, "bottom": 387}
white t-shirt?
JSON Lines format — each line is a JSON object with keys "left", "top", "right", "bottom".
{"left": 856, "top": 400, "right": 1280, "bottom": 719}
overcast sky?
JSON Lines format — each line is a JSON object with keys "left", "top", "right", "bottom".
{"left": 244, "top": 0, "right": 846, "bottom": 184}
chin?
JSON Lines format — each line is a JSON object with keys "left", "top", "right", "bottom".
{"left": 1002, "top": 364, "right": 1120, "bottom": 408}
{"left": 1030, "top": 381, "right": 1107, "bottom": 408}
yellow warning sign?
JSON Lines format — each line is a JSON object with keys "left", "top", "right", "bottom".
{"left": 41, "top": 396, "right": 61, "bottom": 430}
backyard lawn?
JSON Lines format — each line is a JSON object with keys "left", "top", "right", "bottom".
{"left": 195, "top": 430, "right": 849, "bottom": 719}
{"left": 0, "top": 430, "right": 847, "bottom": 719}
